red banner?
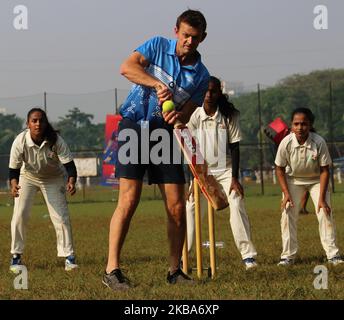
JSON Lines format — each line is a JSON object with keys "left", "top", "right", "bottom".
{"left": 101, "top": 114, "right": 122, "bottom": 186}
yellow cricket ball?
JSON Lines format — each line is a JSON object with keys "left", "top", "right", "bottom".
{"left": 162, "top": 100, "right": 175, "bottom": 112}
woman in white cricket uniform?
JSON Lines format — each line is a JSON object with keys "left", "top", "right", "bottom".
{"left": 186, "top": 76, "right": 258, "bottom": 270}
{"left": 9, "top": 108, "right": 79, "bottom": 272}
{"left": 275, "top": 107, "right": 343, "bottom": 266}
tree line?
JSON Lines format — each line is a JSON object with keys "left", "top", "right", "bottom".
{"left": 232, "top": 69, "right": 344, "bottom": 143}
{"left": 231, "top": 69, "right": 344, "bottom": 168}
{"left": 1, "top": 69, "right": 344, "bottom": 165}
{"left": 0, "top": 107, "right": 104, "bottom": 154}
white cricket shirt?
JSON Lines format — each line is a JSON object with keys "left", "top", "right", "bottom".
{"left": 9, "top": 129, "right": 73, "bottom": 180}
{"left": 187, "top": 106, "right": 241, "bottom": 174}
{"left": 275, "top": 132, "right": 331, "bottom": 185}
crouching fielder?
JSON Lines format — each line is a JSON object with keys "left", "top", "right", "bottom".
{"left": 9, "top": 108, "right": 79, "bottom": 272}
{"left": 275, "top": 107, "right": 343, "bottom": 266}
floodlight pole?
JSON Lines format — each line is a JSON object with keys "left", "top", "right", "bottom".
{"left": 115, "top": 88, "right": 118, "bottom": 114}
{"left": 44, "top": 92, "right": 47, "bottom": 113}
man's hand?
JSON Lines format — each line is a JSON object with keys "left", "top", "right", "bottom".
{"left": 162, "top": 98, "right": 197, "bottom": 127}
{"left": 317, "top": 199, "right": 331, "bottom": 216}
{"left": 229, "top": 177, "right": 244, "bottom": 198}
{"left": 66, "top": 177, "right": 76, "bottom": 196}
{"left": 155, "top": 83, "right": 172, "bottom": 105}
{"left": 162, "top": 110, "right": 184, "bottom": 126}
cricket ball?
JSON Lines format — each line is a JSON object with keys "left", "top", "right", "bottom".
{"left": 162, "top": 100, "right": 175, "bottom": 112}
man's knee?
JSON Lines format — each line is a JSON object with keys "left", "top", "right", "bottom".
{"left": 116, "top": 198, "right": 140, "bottom": 218}
{"left": 167, "top": 202, "right": 186, "bottom": 227}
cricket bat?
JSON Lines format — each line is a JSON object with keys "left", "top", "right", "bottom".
{"left": 174, "top": 122, "right": 229, "bottom": 210}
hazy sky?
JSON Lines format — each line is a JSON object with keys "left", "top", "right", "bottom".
{"left": 0, "top": 0, "right": 343, "bottom": 122}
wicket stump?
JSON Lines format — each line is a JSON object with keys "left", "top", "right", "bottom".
{"left": 183, "top": 179, "right": 217, "bottom": 279}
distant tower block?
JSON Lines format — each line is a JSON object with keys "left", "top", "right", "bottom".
{"left": 221, "top": 80, "right": 235, "bottom": 96}
{"left": 221, "top": 80, "right": 227, "bottom": 94}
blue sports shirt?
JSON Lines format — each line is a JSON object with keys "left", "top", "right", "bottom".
{"left": 120, "top": 36, "right": 210, "bottom": 127}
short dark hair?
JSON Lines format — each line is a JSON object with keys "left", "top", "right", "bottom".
{"left": 176, "top": 9, "right": 207, "bottom": 34}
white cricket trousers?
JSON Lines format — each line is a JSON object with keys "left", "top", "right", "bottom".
{"left": 186, "top": 170, "right": 257, "bottom": 260}
{"left": 280, "top": 182, "right": 339, "bottom": 260}
{"left": 11, "top": 175, "right": 75, "bottom": 257}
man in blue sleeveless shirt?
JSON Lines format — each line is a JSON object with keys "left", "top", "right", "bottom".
{"left": 103, "top": 10, "right": 209, "bottom": 290}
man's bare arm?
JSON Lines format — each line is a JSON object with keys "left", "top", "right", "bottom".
{"left": 120, "top": 52, "right": 171, "bottom": 103}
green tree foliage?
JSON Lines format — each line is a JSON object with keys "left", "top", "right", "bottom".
{"left": 0, "top": 108, "right": 105, "bottom": 154}
{"left": 56, "top": 107, "right": 104, "bottom": 151}
{"left": 232, "top": 69, "right": 344, "bottom": 168}
{"left": 0, "top": 114, "right": 24, "bottom": 154}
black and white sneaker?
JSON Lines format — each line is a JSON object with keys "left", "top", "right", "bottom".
{"left": 243, "top": 257, "right": 258, "bottom": 270}
{"left": 65, "top": 255, "right": 79, "bottom": 271}
{"left": 9, "top": 254, "right": 23, "bottom": 274}
{"left": 277, "top": 258, "right": 295, "bottom": 266}
{"left": 328, "top": 256, "right": 344, "bottom": 266}
{"left": 167, "top": 268, "right": 194, "bottom": 284}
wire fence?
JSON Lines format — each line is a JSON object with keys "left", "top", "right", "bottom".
{"left": 1, "top": 142, "right": 343, "bottom": 206}
{"left": 0, "top": 88, "right": 130, "bottom": 124}
{"left": 1, "top": 78, "right": 344, "bottom": 200}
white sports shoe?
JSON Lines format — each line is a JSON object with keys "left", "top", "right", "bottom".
{"left": 243, "top": 258, "right": 258, "bottom": 270}
{"left": 277, "top": 258, "right": 295, "bottom": 266}
{"left": 9, "top": 254, "right": 23, "bottom": 274}
{"left": 328, "top": 256, "right": 344, "bottom": 266}
{"left": 65, "top": 255, "right": 79, "bottom": 271}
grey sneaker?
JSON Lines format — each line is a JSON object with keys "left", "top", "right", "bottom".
{"left": 167, "top": 268, "right": 194, "bottom": 284}
{"left": 277, "top": 258, "right": 295, "bottom": 266}
{"left": 102, "top": 269, "right": 132, "bottom": 291}
{"left": 328, "top": 256, "right": 344, "bottom": 266}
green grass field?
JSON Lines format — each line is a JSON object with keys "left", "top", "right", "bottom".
{"left": 1, "top": 182, "right": 344, "bottom": 300}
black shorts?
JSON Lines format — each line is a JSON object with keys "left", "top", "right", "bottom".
{"left": 115, "top": 118, "right": 185, "bottom": 185}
